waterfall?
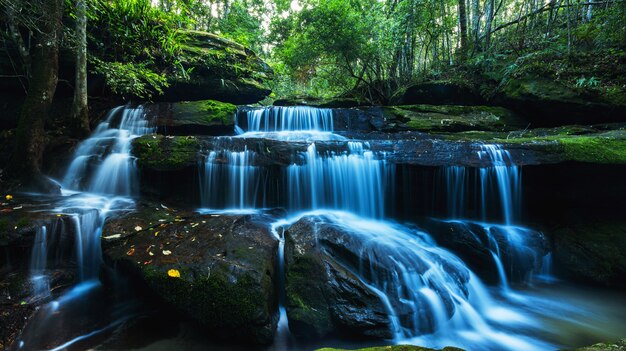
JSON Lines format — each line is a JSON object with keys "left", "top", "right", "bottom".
{"left": 287, "top": 143, "right": 390, "bottom": 218}
{"left": 199, "top": 147, "right": 264, "bottom": 210}
{"left": 30, "top": 226, "right": 50, "bottom": 299}
{"left": 63, "top": 105, "right": 154, "bottom": 196}
{"left": 478, "top": 144, "right": 521, "bottom": 225}
{"left": 236, "top": 106, "right": 334, "bottom": 133}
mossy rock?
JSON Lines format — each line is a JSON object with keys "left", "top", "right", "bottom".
{"left": 145, "top": 100, "right": 237, "bottom": 135}
{"left": 383, "top": 104, "right": 525, "bottom": 133}
{"left": 132, "top": 135, "right": 200, "bottom": 171}
{"left": 497, "top": 77, "right": 626, "bottom": 125}
{"left": 163, "top": 30, "right": 273, "bottom": 104}
{"left": 102, "top": 209, "right": 279, "bottom": 344}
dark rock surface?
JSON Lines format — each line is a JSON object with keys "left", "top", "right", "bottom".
{"left": 283, "top": 216, "right": 393, "bottom": 339}
{"left": 101, "top": 205, "right": 280, "bottom": 344}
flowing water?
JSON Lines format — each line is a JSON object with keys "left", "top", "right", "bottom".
{"left": 14, "top": 105, "right": 626, "bottom": 351}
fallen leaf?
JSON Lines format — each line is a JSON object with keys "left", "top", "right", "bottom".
{"left": 13, "top": 205, "right": 22, "bottom": 210}
{"left": 167, "top": 269, "right": 180, "bottom": 278}
{"left": 5, "top": 195, "right": 13, "bottom": 200}
{"left": 143, "top": 260, "right": 153, "bottom": 265}
{"left": 103, "top": 234, "right": 122, "bottom": 240}
{"left": 162, "top": 250, "right": 172, "bottom": 255}
{"left": 126, "top": 248, "right": 135, "bottom": 256}
{"left": 134, "top": 226, "right": 142, "bottom": 231}
{"left": 154, "top": 231, "right": 159, "bottom": 237}
{"left": 161, "top": 204, "right": 169, "bottom": 209}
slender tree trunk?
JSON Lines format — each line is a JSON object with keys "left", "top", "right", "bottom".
{"left": 566, "top": 0, "right": 573, "bottom": 53}
{"left": 71, "top": 0, "right": 90, "bottom": 137}
{"left": 458, "top": 0, "right": 469, "bottom": 55}
{"left": 471, "top": 0, "right": 481, "bottom": 46}
{"left": 484, "top": 0, "right": 495, "bottom": 53}
{"left": 13, "top": 0, "right": 64, "bottom": 181}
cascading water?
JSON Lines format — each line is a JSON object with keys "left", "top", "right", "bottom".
{"left": 29, "top": 226, "right": 50, "bottom": 299}
{"left": 16, "top": 105, "right": 151, "bottom": 350}
{"left": 199, "top": 147, "right": 264, "bottom": 209}
{"left": 286, "top": 142, "right": 390, "bottom": 218}
{"left": 236, "top": 106, "right": 334, "bottom": 133}
{"left": 63, "top": 105, "right": 154, "bottom": 196}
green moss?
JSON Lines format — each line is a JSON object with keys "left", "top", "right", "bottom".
{"left": 560, "top": 136, "right": 626, "bottom": 163}
{"left": 384, "top": 105, "right": 523, "bottom": 132}
{"left": 171, "top": 100, "right": 237, "bottom": 126}
{"left": 142, "top": 264, "right": 263, "bottom": 328}
{"left": 133, "top": 135, "right": 200, "bottom": 171}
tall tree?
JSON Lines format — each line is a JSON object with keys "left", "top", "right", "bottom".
{"left": 458, "top": 0, "right": 469, "bottom": 53}
{"left": 483, "top": 0, "right": 495, "bottom": 52}
{"left": 70, "top": 0, "right": 90, "bottom": 137}
{"left": 11, "top": 0, "right": 65, "bottom": 186}
{"left": 471, "top": 0, "right": 481, "bottom": 46}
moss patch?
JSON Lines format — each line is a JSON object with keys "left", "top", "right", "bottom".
{"left": 170, "top": 100, "right": 237, "bottom": 126}
{"left": 132, "top": 135, "right": 200, "bottom": 171}
{"left": 384, "top": 104, "right": 524, "bottom": 132}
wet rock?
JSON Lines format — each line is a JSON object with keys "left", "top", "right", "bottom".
{"left": 132, "top": 135, "right": 200, "bottom": 172}
{"left": 274, "top": 96, "right": 369, "bottom": 108}
{"left": 145, "top": 100, "right": 237, "bottom": 136}
{"left": 101, "top": 206, "right": 280, "bottom": 344}
{"left": 284, "top": 216, "right": 394, "bottom": 339}
{"left": 420, "top": 219, "right": 549, "bottom": 284}
{"left": 162, "top": 31, "right": 273, "bottom": 104}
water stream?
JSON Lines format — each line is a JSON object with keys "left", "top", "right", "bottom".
{"left": 14, "top": 105, "right": 625, "bottom": 351}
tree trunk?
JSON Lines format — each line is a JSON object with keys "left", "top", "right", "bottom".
{"left": 71, "top": 0, "right": 90, "bottom": 137}
{"left": 458, "top": 0, "right": 469, "bottom": 55}
{"left": 471, "top": 0, "right": 481, "bottom": 46}
{"left": 484, "top": 0, "right": 496, "bottom": 53}
{"left": 12, "top": 0, "right": 64, "bottom": 181}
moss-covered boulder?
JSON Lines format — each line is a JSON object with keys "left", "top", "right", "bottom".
{"left": 145, "top": 100, "right": 237, "bottom": 136}
{"left": 163, "top": 30, "right": 273, "bottom": 104}
{"left": 132, "top": 135, "right": 200, "bottom": 172}
{"left": 382, "top": 105, "right": 525, "bottom": 133}
{"left": 284, "top": 216, "right": 394, "bottom": 339}
{"left": 551, "top": 219, "right": 626, "bottom": 287}
{"left": 496, "top": 77, "right": 626, "bottom": 126}
{"left": 274, "top": 96, "right": 369, "bottom": 108}
{"left": 101, "top": 205, "right": 279, "bottom": 344}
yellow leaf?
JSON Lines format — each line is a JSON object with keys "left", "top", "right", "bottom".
{"left": 5, "top": 195, "right": 13, "bottom": 200}
{"left": 134, "top": 226, "right": 143, "bottom": 231}
{"left": 162, "top": 250, "right": 172, "bottom": 255}
{"left": 167, "top": 269, "right": 180, "bottom": 278}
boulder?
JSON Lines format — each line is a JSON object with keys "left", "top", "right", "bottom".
{"left": 420, "top": 219, "right": 549, "bottom": 284}
{"left": 132, "top": 134, "right": 200, "bottom": 172}
{"left": 145, "top": 100, "right": 237, "bottom": 136}
{"left": 564, "top": 339, "right": 626, "bottom": 351}
{"left": 381, "top": 105, "right": 525, "bottom": 133}
{"left": 162, "top": 31, "right": 273, "bottom": 104}
{"left": 495, "top": 78, "right": 626, "bottom": 126}
{"left": 101, "top": 205, "right": 280, "bottom": 344}
{"left": 284, "top": 216, "right": 393, "bottom": 339}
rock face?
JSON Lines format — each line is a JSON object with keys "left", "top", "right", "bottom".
{"left": 145, "top": 100, "right": 237, "bottom": 136}
{"left": 283, "top": 216, "right": 394, "bottom": 339}
{"left": 420, "top": 219, "right": 549, "bottom": 284}
{"left": 552, "top": 219, "right": 626, "bottom": 288}
{"left": 163, "top": 30, "right": 273, "bottom": 104}
{"left": 496, "top": 78, "right": 626, "bottom": 126}
{"left": 101, "top": 206, "right": 280, "bottom": 344}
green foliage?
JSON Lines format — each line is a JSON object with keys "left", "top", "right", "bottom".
{"left": 575, "top": 76, "right": 600, "bottom": 88}
{"left": 91, "top": 58, "right": 169, "bottom": 99}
